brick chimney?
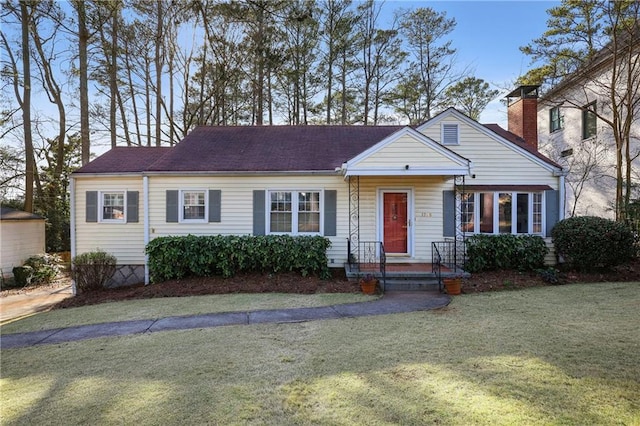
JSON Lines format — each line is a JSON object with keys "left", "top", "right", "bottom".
{"left": 507, "top": 85, "right": 539, "bottom": 150}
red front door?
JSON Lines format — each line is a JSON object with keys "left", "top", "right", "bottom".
{"left": 383, "top": 192, "right": 408, "bottom": 254}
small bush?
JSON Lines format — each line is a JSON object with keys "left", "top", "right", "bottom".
{"left": 12, "top": 265, "right": 34, "bottom": 287}
{"left": 465, "top": 234, "right": 548, "bottom": 273}
{"left": 552, "top": 216, "right": 636, "bottom": 271}
{"left": 73, "top": 250, "right": 117, "bottom": 292}
{"left": 536, "top": 267, "right": 560, "bottom": 284}
{"left": 146, "top": 235, "right": 332, "bottom": 282}
{"left": 23, "top": 253, "right": 61, "bottom": 285}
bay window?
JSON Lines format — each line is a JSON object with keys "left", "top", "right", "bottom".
{"left": 460, "top": 191, "right": 543, "bottom": 235}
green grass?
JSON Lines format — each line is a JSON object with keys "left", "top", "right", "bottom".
{"left": 1, "top": 282, "right": 639, "bottom": 425}
{"left": 0, "top": 292, "right": 376, "bottom": 334}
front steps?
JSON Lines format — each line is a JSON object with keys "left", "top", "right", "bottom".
{"left": 382, "top": 277, "right": 441, "bottom": 292}
{"left": 344, "top": 263, "right": 468, "bottom": 292}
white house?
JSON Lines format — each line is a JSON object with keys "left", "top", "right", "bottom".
{"left": 71, "top": 106, "right": 566, "bottom": 286}
{"left": 0, "top": 207, "right": 46, "bottom": 279}
{"left": 535, "top": 35, "right": 640, "bottom": 219}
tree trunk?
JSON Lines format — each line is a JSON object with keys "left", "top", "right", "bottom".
{"left": 110, "top": 7, "right": 118, "bottom": 149}
{"left": 76, "top": 0, "right": 90, "bottom": 165}
{"left": 20, "top": 1, "right": 34, "bottom": 212}
{"left": 155, "top": 0, "right": 163, "bottom": 145}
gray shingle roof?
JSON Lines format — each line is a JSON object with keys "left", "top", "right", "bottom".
{"left": 73, "top": 124, "right": 560, "bottom": 174}
{"left": 0, "top": 207, "right": 44, "bottom": 221}
{"left": 147, "top": 126, "right": 404, "bottom": 172}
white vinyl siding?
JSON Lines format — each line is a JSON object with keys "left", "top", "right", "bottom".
{"left": 74, "top": 177, "right": 145, "bottom": 264}
{"left": 419, "top": 116, "right": 559, "bottom": 188}
{"left": 354, "top": 134, "right": 463, "bottom": 169}
{"left": 148, "top": 176, "right": 348, "bottom": 265}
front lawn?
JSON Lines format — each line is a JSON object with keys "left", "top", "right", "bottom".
{"left": 1, "top": 282, "right": 639, "bottom": 425}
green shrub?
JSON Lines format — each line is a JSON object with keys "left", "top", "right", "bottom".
{"left": 12, "top": 265, "right": 34, "bottom": 287}
{"left": 23, "top": 253, "right": 61, "bottom": 285}
{"left": 552, "top": 216, "right": 636, "bottom": 271}
{"left": 72, "top": 250, "right": 117, "bottom": 292}
{"left": 465, "top": 234, "right": 548, "bottom": 273}
{"left": 146, "top": 235, "right": 332, "bottom": 282}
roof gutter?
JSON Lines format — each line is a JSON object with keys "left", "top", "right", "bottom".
{"left": 141, "top": 170, "right": 341, "bottom": 177}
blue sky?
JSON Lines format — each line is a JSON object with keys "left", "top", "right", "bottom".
{"left": 384, "top": 0, "right": 559, "bottom": 125}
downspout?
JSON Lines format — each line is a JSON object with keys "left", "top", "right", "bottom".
{"left": 143, "top": 175, "right": 150, "bottom": 285}
{"left": 69, "top": 177, "right": 77, "bottom": 295}
{"left": 559, "top": 173, "right": 566, "bottom": 221}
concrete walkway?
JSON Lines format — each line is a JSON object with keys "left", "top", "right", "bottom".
{"left": 0, "top": 291, "right": 450, "bottom": 350}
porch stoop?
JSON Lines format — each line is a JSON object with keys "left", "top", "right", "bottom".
{"left": 344, "top": 263, "right": 468, "bottom": 292}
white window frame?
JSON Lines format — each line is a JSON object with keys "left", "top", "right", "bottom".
{"left": 267, "top": 190, "right": 323, "bottom": 235}
{"left": 441, "top": 123, "right": 460, "bottom": 145}
{"left": 460, "top": 191, "right": 545, "bottom": 236}
{"left": 179, "top": 189, "right": 208, "bottom": 223}
{"left": 99, "top": 191, "right": 126, "bottom": 223}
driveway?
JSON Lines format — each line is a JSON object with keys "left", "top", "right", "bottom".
{"left": 0, "top": 283, "right": 73, "bottom": 323}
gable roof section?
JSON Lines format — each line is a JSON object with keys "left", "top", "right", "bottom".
{"left": 74, "top": 147, "right": 172, "bottom": 174}
{"left": 417, "top": 108, "right": 563, "bottom": 172}
{"left": 343, "top": 127, "right": 471, "bottom": 176}
{"left": 483, "top": 124, "right": 562, "bottom": 169}
{"left": 147, "top": 125, "right": 404, "bottom": 173}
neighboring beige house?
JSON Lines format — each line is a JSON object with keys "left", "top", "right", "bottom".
{"left": 535, "top": 36, "right": 640, "bottom": 219}
{"left": 0, "top": 207, "right": 46, "bottom": 279}
{"left": 71, "top": 105, "right": 566, "bottom": 287}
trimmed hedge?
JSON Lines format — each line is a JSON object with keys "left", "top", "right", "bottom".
{"left": 146, "top": 235, "right": 332, "bottom": 282}
{"left": 552, "top": 216, "right": 636, "bottom": 271}
{"left": 73, "top": 250, "right": 117, "bottom": 292}
{"left": 465, "top": 234, "right": 548, "bottom": 273}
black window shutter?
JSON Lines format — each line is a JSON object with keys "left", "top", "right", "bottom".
{"left": 86, "top": 191, "right": 98, "bottom": 222}
{"left": 545, "top": 189, "right": 560, "bottom": 237}
{"left": 253, "top": 190, "right": 266, "bottom": 235}
{"left": 126, "top": 191, "right": 139, "bottom": 223}
{"left": 208, "top": 190, "right": 221, "bottom": 223}
{"left": 443, "top": 190, "right": 455, "bottom": 237}
{"left": 324, "top": 190, "right": 337, "bottom": 236}
{"left": 166, "top": 190, "right": 179, "bottom": 223}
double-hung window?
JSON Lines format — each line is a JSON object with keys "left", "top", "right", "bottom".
{"left": 460, "top": 191, "right": 543, "bottom": 235}
{"left": 550, "top": 106, "right": 563, "bottom": 132}
{"left": 269, "top": 190, "right": 321, "bottom": 234}
{"left": 100, "top": 191, "right": 125, "bottom": 222}
{"left": 582, "top": 101, "right": 597, "bottom": 139}
{"left": 181, "top": 190, "right": 207, "bottom": 222}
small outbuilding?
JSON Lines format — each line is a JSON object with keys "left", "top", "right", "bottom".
{"left": 0, "top": 206, "right": 46, "bottom": 278}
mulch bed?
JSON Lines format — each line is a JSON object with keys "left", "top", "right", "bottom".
{"left": 4, "top": 260, "right": 639, "bottom": 310}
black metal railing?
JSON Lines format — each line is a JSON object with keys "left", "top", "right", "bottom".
{"left": 379, "top": 242, "right": 386, "bottom": 292}
{"left": 431, "top": 242, "right": 443, "bottom": 292}
{"left": 347, "top": 239, "right": 387, "bottom": 291}
{"left": 432, "top": 239, "right": 465, "bottom": 272}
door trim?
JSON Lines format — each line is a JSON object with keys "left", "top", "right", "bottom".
{"left": 377, "top": 188, "right": 414, "bottom": 257}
